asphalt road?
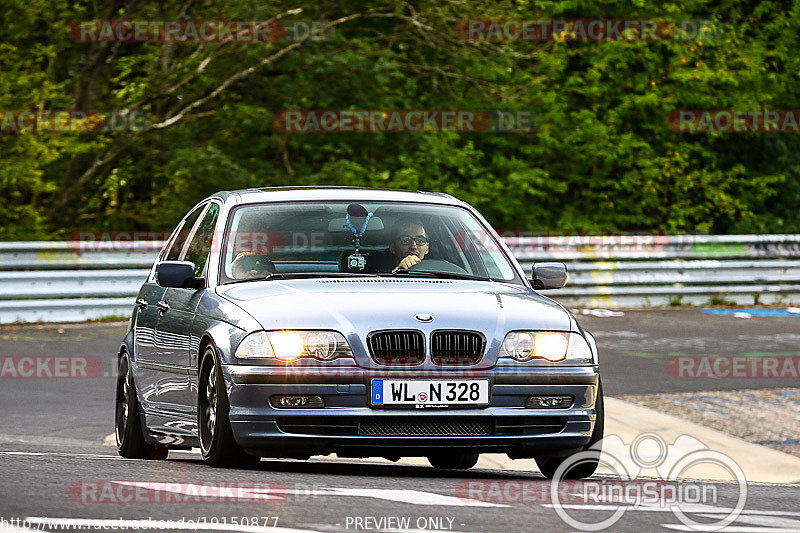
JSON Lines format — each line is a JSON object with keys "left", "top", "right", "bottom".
{"left": 1, "top": 309, "right": 799, "bottom": 532}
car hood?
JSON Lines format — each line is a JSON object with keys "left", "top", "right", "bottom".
{"left": 216, "top": 278, "right": 572, "bottom": 367}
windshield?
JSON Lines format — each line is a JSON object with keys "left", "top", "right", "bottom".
{"left": 219, "top": 201, "right": 520, "bottom": 284}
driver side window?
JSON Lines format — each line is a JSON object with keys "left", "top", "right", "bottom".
{"left": 165, "top": 205, "right": 206, "bottom": 261}
{"left": 184, "top": 203, "right": 221, "bottom": 277}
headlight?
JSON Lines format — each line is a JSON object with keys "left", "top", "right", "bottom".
{"left": 235, "top": 330, "right": 353, "bottom": 361}
{"left": 499, "top": 331, "right": 593, "bottom": 363}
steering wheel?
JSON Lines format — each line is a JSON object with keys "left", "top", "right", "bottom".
{"left": 408, "top": 258, "right": 469, "bottom": 275}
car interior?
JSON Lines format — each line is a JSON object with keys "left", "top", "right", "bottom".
{"left": 221, "top": 203, "right": 512, "bottom": 282}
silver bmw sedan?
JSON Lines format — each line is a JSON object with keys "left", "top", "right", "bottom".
{"left": 115, "top": 187, "right": 603, "bottom": 478}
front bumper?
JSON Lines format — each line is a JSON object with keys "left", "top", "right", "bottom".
{"left": 223, "top": 364, "right": 600, "bottom": 458}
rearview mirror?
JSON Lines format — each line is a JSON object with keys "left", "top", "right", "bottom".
{"left": 532, "top": 262, "right": 567, "bottom": 290}
{"left": 155, "top": 261, "right": 204, "bottom": 289}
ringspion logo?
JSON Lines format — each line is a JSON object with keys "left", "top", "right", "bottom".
{"left": 548, "top": 433, "right": 746, "bottom": 531}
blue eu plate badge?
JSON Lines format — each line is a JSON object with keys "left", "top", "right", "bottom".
{"left": 372, "top": 379, "right": 383, "bottom": 404}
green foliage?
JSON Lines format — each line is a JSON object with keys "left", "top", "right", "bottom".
{"left": 1, "top": 0, "right": 799, "bottom": 239}
{"left": 668, "top": 295, "right": 686, "bottom": 306}
{"left": 707, "top": 293, "right": 736, "bottom": 306}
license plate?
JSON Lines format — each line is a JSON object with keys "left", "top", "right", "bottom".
{"left": 370, "top": 379, "right": 489, "bottom": 407}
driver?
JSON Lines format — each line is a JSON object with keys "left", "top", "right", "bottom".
{"left": 231, "top": 251, "right": 275, "bottom": 279}
{"left": 367, "top": 217, "right": 430, "bottom": 272}
{"left": 390, "top": 219, "right": 430, "bottom": 271}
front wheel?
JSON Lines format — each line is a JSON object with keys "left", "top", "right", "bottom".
{"left": 198, "top": 344, "right": 260, "bottom": 468}
{"left": 428, "top": 452, "right": 479, "bottom": 470}
{"left": 115, "top": 352, "right": 168, "bottom": 460}
{"left": 535, "top": 379, "right": 604, "bottom": 479}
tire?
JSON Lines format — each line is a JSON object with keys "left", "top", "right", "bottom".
{"left": 428, "top": 452, "right": 479, "bottom": 470}
{"left": 115, "top": 352, "right": 168, "bottom": 460}
{"left": 198, "top": 344, "right": 260, "bottom": 468}
{"left": 536, "top": 379, "right": 604, "bottom": 479}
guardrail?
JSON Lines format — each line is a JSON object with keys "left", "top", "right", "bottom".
{"left": 1, "top": 235, "right": 799, "bottom": 323}
{"left": 508, "top": 234, "right": 800, "bottom": 307}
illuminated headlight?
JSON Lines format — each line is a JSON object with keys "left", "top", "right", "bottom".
{"left": 499, "top": 331, "right": 593, "bottom": 363}
{"left": 235, "top": 330, "right": 353, "bottom": 361}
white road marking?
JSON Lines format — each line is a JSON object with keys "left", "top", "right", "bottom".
{"left": 24, "top": 517, "right": 322, "bottom": 533}
{"left": 109, "top": 481, "right": 505, "bottom": 507}
{"left": 376, "top": 530, "right": 457, "bottom": 533}
{"left": 663, "top": 526, "right": 800, "bottom": 532}
{"left": 0, "top": 525, "right": 51, "bottom": 533}
{"left": 0, "top": 450, "right": 127, "bottom": 460}
{"left": 112, "top": 481, "right": 283, "bottom": 501}
{"left": 694, "top": 513, "right": 800, "bottom": 528}
{"left": 285, "top": 487, "right": 505, "bottom": 507}
{"left": 549, "top": 503, "right": 800, "bottom": 531}
{"left": 571, "top": 308, "right": 625, "bottom": 317}
{"left": 545, "top": 503, "right": 800, "bottom": 516}
{"left": 103, "top": 481, "right": 504, "bottom": 508}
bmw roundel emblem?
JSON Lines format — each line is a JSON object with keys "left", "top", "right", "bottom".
{"left": 414, "top": 313, "right": 434, "bottom": 323}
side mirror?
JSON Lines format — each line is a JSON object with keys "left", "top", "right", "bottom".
{"left": 155, "top": 261, "right": 204, "bottom": 289}
{"left": 532, "top": 262, "right": 567, "bottom": 290}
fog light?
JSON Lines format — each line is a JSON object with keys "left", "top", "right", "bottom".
{"left": 525, "top": 395, "right": 573, "bottom": 409}
{"left": 270, "top": 395, "right": 325, "bottom": 409}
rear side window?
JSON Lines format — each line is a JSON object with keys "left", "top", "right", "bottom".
{"left": 165, "top": 205, "right": 205, "bottom": 261}
{"left": 184, "top": 203, "right": 221, "bottom": 277}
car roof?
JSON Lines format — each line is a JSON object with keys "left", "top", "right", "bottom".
{"left": 208, "top": 187, "right": 464, "bottom": 206}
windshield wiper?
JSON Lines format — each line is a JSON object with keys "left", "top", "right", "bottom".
{"left": 384, "top": 269, "right": 493, "bottom": 281}
{"left": 226, "top": 272, "right": 379, "bottom": 284}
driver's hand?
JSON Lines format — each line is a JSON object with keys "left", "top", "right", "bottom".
{"left": 394, "top": 254, "right": 421, "bottom": 272}
{"left": 231, "top": 252, "right": 257, "bottom": 279}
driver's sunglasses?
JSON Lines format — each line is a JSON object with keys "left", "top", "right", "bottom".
{"left": 397, "top": 235, "right": 430, "bottom": 246}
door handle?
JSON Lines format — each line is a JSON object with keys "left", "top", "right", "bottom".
{"left": 135, "top": 298, "right": 148, "bottom": 310}
{"left": 156, "top": 300, "right": 170, "bottom": 314}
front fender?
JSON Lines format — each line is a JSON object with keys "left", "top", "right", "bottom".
{"left": 192, "top": 318, "right": 250, "bottom": 369}
{"left": 120, "top": 328, "right": 135, "bottom": 360}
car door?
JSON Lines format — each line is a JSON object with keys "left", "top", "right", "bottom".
{"left": 134, "top": 205, "right": 204, "bottom": 409}
{"left": 131, "top": 283, "right": 165, "bottom": 409}
{"left": 153, "top": 202, "right": 220, "bottom": 413}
